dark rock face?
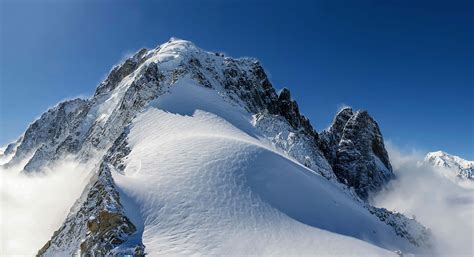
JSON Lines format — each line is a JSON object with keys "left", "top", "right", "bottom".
{"left": 8, "top": 98, "right": 90, "bottom": 170}
{"left": 368, "top": 207, "right": 431, "bottom": 248}
{"left": 221, "top": 60, "right": 317, "bottom": 140}
{"left": 94, "top": 48, "right": 149, "bottom": 97}
{"left": 82, "top": 62, "right": 163, "bottom": 153}
{"left": 37, "top": 134, "right": 144, "bottom": 256}
{"left": 276, "top": 88, "right": 316, "bottom": 140}
{"left": 319, "top": 107, "right": 394, "bottom": 200}
{"left": 318, "top": 107, "right": 354, "bottom": 166}
{"left": 5, "top": 59, "right": 162, "bottom": 172}
{"left": 2, "top": 136, "right": 22, "bottom": 156}
{"left": 80, "top": 210, "right": 139, "bottom": 256}
{"left": 221, "top": 59, "right": 278, "bottom": 115}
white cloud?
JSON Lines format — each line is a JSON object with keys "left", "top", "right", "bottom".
{"left": 0, "top": 160, "right": 92, "bottom": 256}
{"left": 372, "top": 142, "right": 474, "bottom": 256}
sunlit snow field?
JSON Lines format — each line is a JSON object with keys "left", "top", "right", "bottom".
{"left": 1, "top": 78, "right": 472, "bottom": 256}
{"left": 111, "top": 80, "right": 409, "bottom": 256}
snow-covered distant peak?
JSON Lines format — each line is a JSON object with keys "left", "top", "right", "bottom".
{"left": 157, "top": 37, "right": 198, "bottom": 52}
{"left": 425, "top": 151, "right": 474, "bottom": 180}
{"left": 425, "top": 151, "right": 473, "bottom": 170}
{"left": 151, "top": 38, "right": 200, "bottom": 62}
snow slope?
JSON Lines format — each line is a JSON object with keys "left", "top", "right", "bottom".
{"left": 112, "top": 78, "right": 414, "bottom": 255}
{"left": 425, "top": 151, "right": 474, "bottom": 181}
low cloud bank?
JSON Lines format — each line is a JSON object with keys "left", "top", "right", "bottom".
{"left": 0, "top": 161, "right": 92, "bottom": 256}
{"left": 372, "top": 143, "right": 474, "bottom": 256}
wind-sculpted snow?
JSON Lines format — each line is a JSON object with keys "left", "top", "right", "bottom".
{"left": 1, "top": 38, "right": 433, "bottom": 255}
{"left": 112, "top": 81, "right": 418, "bottom": 255}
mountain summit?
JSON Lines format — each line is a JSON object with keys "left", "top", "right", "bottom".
{"left": 425, "top": 151, "right": 474, "bottom": 180}
{"left": 1, "top": 39, "right": 431, "bottom": 256}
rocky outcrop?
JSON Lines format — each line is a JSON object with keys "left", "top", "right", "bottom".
{"left": 79, "top": 61, "right": 163, "bottom": 155}
{"left": 368, "top": 207, "right": 431, "bottom": 248}
{"left": 319, "top": 107, "right": 394, "bottom": 200}
{"left": 221, "top": 60, "right": 317, "bottom": 141}
{"left": 37, "top": 134, "right": 143, "bottom": 256}
{"left": 318, "top": 107, "right": 354, "bottom": 166}
{"left": 4, "top": 56, "right": 162, "bottom": 172}
{"left": 2, "top": 136, "right": 22, "bottom": 156}
{"left": 37, "top": 164, "right": 142, "bottom": 256}
{"left": 5, "top": 98, "right": 89, "bottom": 170}
{"left": 253, "top": 112, "right": 336, "bottom": 180}
{"left": 94, "top": 48, "right": 149, "bottom": 97}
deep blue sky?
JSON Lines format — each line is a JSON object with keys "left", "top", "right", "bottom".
{"left": 1, "top": 0, "right": 473, "bottom": 159}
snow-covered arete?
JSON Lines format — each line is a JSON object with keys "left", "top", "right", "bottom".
{"left": 1, "top": 38, "right": 432, "bottom": 256}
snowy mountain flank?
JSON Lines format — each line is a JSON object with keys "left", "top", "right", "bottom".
{"left": 425, "top": 151, "right": 474, "bottom": 181}
{"left": 1, "top": 38, "right": 433, "bottom": 256}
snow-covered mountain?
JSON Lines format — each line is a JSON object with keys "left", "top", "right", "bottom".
{"left": 425, "top": 151, "right": 474, "bottom": 180}
{"left": 1, "top": 38, "right": 432, "bottom": 256}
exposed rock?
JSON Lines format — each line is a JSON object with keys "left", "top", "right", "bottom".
{"left": 320, "top": 108, "right": 394, "bottom": 200}
{"left": 80, "top": 210, "right": 139, "bottom": 256}
{"left": 276, "top": 88, "right": 317, "bottom": 140}
{"left": 80, "top": 61, "right": 163, "bottom": 154}
{"left": 6, "top": 98, "right": 89, "bottom": 170}
{"left": 369, "top": 206, "right": 432, "bottom": 248}
{"left": 253, "top": 112, "right": 336, "bottom": 180}
{"left": 2, "top": 136, "right": 22, "bottom": 156}
{"left": 94, "top": 48, "right": 149, "bottom": 97}
{"left": 37, "top": 143, "right": 144, "bottom": 256}
{"left": 5, "top": 59, "right": 163, "bottom": 173}
{"left": 318, "top": 107, "right": 354, "bottom": 166}
{"left": 221, "top": 60, "right": 317, "bottom": 140}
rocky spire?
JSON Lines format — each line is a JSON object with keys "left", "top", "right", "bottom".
{"left": 319, "top": 108, "right": 394, "bottom": 200}
{"left": 319, "top": 107, "right": 354, "bottom": 166}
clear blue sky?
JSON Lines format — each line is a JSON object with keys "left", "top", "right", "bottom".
{"left": 1, "top": 0, "right": 473, "bottom": 159}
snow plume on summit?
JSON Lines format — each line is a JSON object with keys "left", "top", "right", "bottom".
{"left": 372, "top": 144, "right": 474, "bottom": 256}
